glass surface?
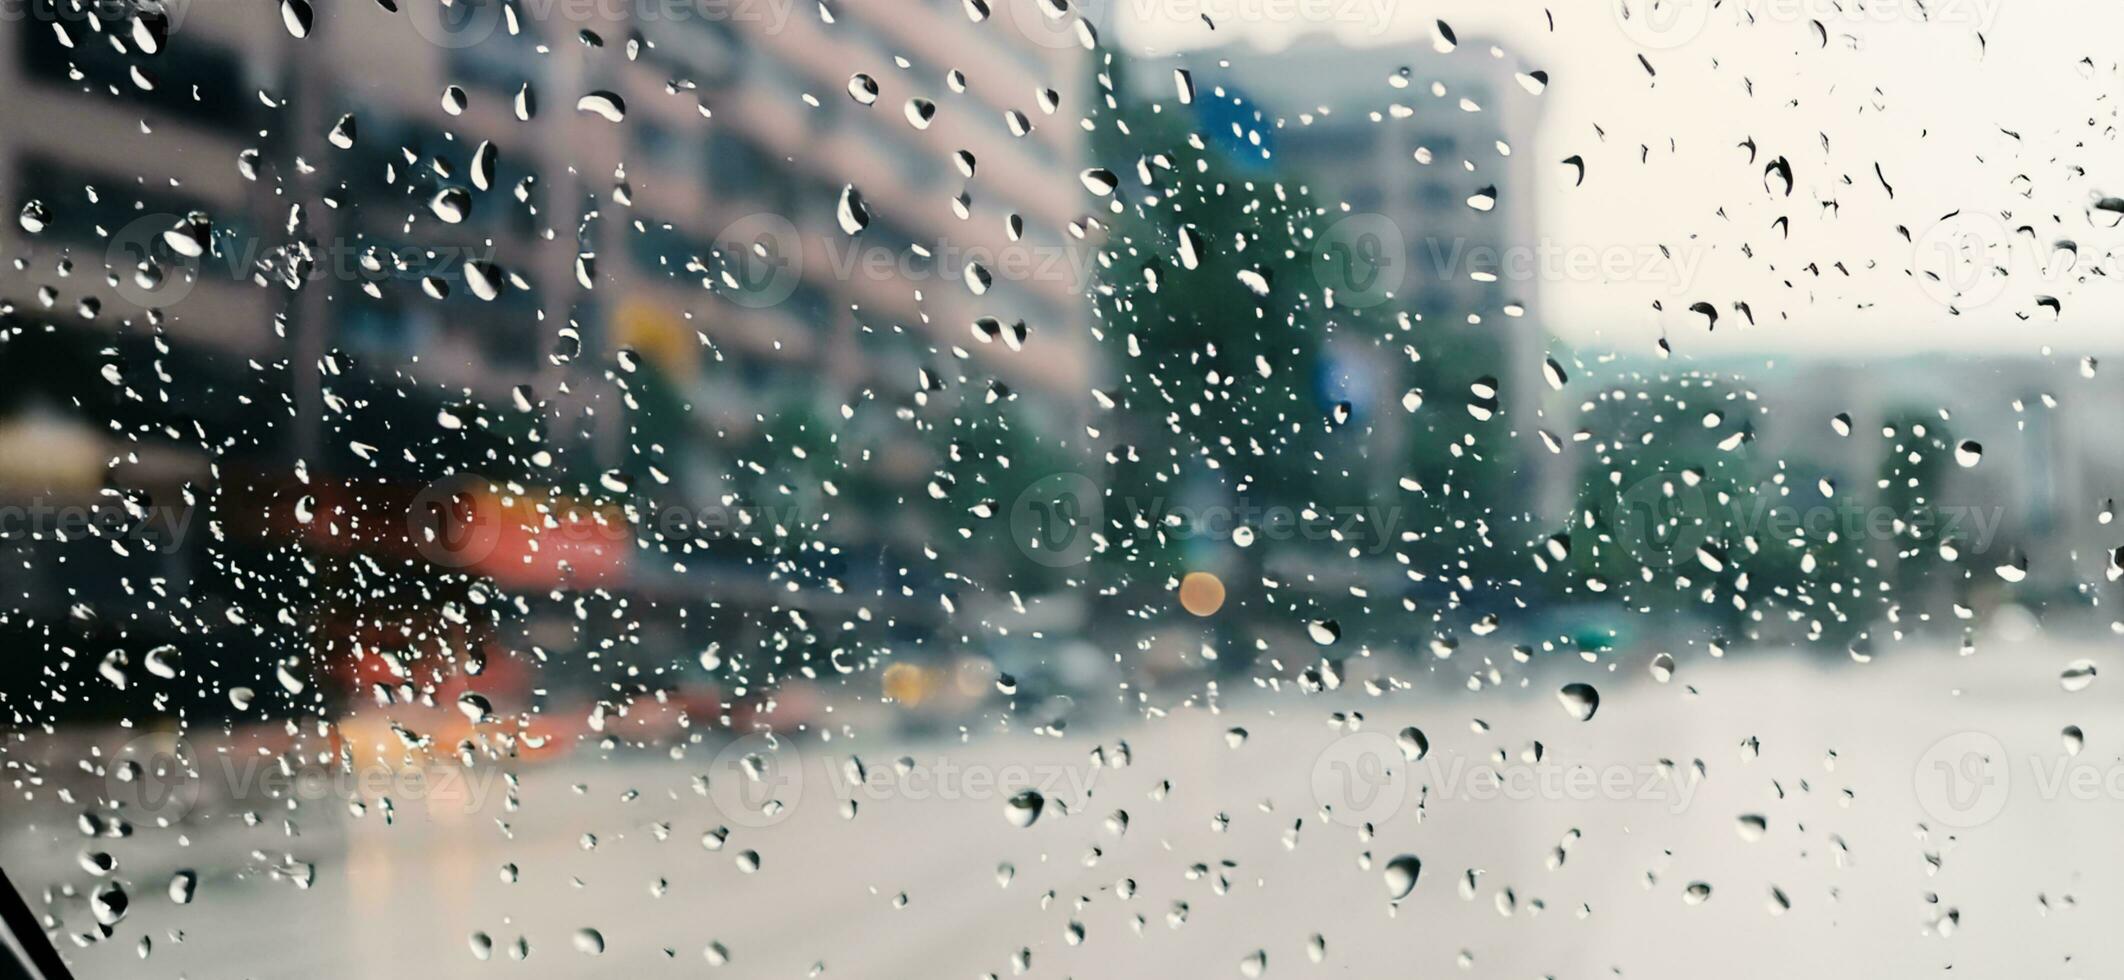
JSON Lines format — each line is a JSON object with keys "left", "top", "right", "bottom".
{"left": 1, "top": 0, "right": 2117, "bottom": 976}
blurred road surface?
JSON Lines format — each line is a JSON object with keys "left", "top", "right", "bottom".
{"left": 6, "top": 636, "right": 2123, "bottom": 978}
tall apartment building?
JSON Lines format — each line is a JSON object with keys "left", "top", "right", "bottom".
{"left": 0, "top": 0, "right": 1099, "bottom": 712}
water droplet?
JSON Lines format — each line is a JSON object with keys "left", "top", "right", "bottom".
{"left": 91, "top": 882, "right": 129, "bottom": 926}
{"left": 577, "top": 91, "right": 626, "bottom": 122}
{"left": 836, "top": 185, "right": 869, "bottom": 235}
{"left": 457, "top": 691, "right": 492, "bottom": 723}
{"left": 1558, "top": 683, "right": 1600, "bottom": 721}
{"left": 847, "top": 73, "right": 879, "bottom": 104}
{"left": 1005, "top": 789, "right": 1044, "bottom": 828}
{"left": 904, "top": 98, "right": 936, "bottom": 129}
{"left": 429, "top": 186, "right": 471, "bottom": 224}
{"left": 1396, "top": 727, "right": 1428, "bottom": 761}
{"left": 1383, "top": 854, "right": 1421, "bottom": 902}
{"left": 280, "top": 0, "right": 313, "bottom": 38}
{"left": 1735, "top": 814, "right": 1767, "bottom": 841}
{"left": 327, "top": 113, "right": 357, "bottom": 149}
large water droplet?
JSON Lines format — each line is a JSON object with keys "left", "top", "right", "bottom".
{"left": 2061, "top": 660, "right": 2097, "bottom": 692}
{"left": 280, "top": 0, "right": 313, "bottom": 38}
{"left": 837, "top": 185, "right": 869, "bottom": 235}
{"left": 1558, "top": 683, "right": 1600, "bottom": 721}
{"left": 576, "top": 91, "right": 626, "bottom": 122}
{"left": 1005, "top": 789, "right": 1044, "bottom": 828}
{"left": 573, "top": 928, "right": 604, "bottom": 955}
{"left": 1383, "top": 854, "right": 1420, "bottom": 902}
{"left": 1396, "top": 727, "right": 1428, "bottom": 761}
{"left": 847, "top": 73, "right": 879, "bottom": 105}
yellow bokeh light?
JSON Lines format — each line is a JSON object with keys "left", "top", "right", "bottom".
{"left": 882, "top": 662, "right": 937, "bottom": 707}
{"left": 1179, "top": 571, "right": 1226, "bottom": 617}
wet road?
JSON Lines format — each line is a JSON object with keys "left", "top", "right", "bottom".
{"left": 7, "top": 636, "right": 2124, "bottom": 979}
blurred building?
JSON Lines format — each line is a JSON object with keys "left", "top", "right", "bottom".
{"left": 0, "top": 0, "right": 1099, "bottom": 717}
{"left": 1740, "top": 355, "right": 2124, "bottom": 600}
{"left": 1125, "top": 34, "right": 1565, "bottom": 521}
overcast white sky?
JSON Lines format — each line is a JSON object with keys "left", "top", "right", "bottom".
{"left": 1105, "top": 0, "right": 2124, "bottom": 359}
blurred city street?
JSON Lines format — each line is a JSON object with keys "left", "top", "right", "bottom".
{"left": 9, "top": 635, "right": 2122, "bottom": 979}
{"left": 6, "top": 0, "right": 2124, "bottom": 973}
